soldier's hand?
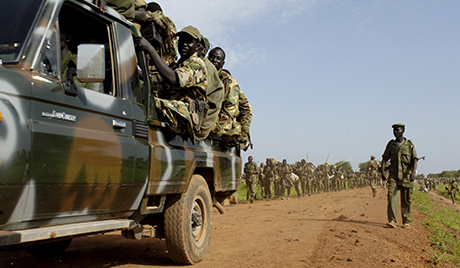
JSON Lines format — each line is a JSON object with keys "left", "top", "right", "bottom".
{"left": 133, "top": 36, "right": 152, "bottom": 51}
{"left": 93, "top": 0, "right": 106, "bottom": 12}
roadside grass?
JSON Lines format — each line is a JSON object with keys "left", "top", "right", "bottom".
{"left": 412, "top": 184, "right": 460, "bottom": 265}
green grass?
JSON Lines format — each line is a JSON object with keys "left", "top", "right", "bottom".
{"left": 412, "top": 184, "right": 460, "bottom": 265}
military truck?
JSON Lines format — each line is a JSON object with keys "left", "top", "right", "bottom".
{"left": 0, "top": 0, "right": 241, "bottom": 264}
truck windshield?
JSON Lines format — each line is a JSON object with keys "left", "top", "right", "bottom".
{"left": 0, "top": 0, "right": 44, "bottom": 63}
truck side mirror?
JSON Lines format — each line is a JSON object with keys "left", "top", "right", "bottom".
{"left": 77, "top": 44, "right": 105, "bottom": 83}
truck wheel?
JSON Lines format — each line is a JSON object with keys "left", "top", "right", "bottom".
{"left": 164, "top": 175, "right": 212, "bottom": 264}
{"left": 25, "top": 238, "right": 72, "bottom": 257}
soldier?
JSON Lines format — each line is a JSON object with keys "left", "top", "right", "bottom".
{"left": 447, "top": 179, "right": 459, "bottom": 204}
{"left": 143, "top": 2, "right": 177, "bottom": 65}
{"left": 367, "top": 155, "right": 380, "bottom": 197}
{"left": 293, "top": 162, "right": 304, "bottom": 198}
{"left": 278, "top": 159, "right": 292, "bottom": 199}
{"left": 381, "top": 123, "right": 418, "bottom": 229}
{"left": 135, "top": 26, "right": 208, "bottom": 141}
{"left": 259, "top": 162, "right": 266, "bottom": 199}
{"left": 208, "top": 47, "right": 253, "bottom": 150}
{"left": 194, "top": 37, "right": 224, "bottom": 140}
{"left": 244, "top": 156, "right": 259, "bottom": 203}
{"left": 264, "top": 159, "right": 277, "bottom": 201}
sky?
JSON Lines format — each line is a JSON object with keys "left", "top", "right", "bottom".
{"left": 153, "top": 0, "right": 460, "bottom": 175}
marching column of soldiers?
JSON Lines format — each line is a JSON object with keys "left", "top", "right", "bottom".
{"left": 242, "top": 156, "right": 388, "bottom": 201}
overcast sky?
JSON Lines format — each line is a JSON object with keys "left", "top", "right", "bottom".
{"left": 153, "top": 0, "right": 460, "bottom": 175}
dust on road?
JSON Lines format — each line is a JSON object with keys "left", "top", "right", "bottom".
{"left": 1, "top": 187, "right": 437, "bottom": 267}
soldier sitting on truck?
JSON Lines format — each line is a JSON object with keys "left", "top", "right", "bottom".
{"left": 194, "top": 37, "right": 224, "bottom": 141}
{"left": 135, "top": 25, "right": 208, "bottom": 141}
{"left": 208, "top": 47, "right": 253, "bottom": 150}
{"left": 140, "top": 2, "right": 177, "bottom": 98}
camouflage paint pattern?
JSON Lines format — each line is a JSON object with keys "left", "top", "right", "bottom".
{"left": 0, "top": 0, "right": 240, "bottom": 233}
{"left": 155, "top": 53, "right": 207, "bottom": 134}
{"left": 211, "top": 70, "right": 252, "bottom": 144}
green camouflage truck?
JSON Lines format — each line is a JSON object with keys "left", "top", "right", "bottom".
{"left": 0, "top": 0, "right": 241, "bottom": 264}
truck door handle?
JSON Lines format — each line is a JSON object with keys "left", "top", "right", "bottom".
{"left": 112, "top": 119, "right": 127, "bottom": 128}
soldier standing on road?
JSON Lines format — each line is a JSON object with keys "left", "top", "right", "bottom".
{"left": 259, "top": 162, "right": 266, "bottom": 199}
{"left": 278, "top": 159, "right": 291, "bottom": 200}
{"left": 381, "top": 123, "right": 418, "bottom": 229}
{"left": 367, "top": 155, "right": 380, "bottom": 197}
{"left": 244, "top": 156, "right": 259, "bottom": 203}
{"left": 293, "top": 161, "right": 305, "bottom": 198}
{"left": 264, "top": 159, "right": 276, "bottom": 201}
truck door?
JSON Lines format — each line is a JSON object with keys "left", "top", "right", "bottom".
{"left": 27, "top": 2, "right": 138, "bottom": 223}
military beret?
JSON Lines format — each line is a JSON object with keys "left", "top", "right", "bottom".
{"left": 392, "top": 123, "right": 405, "bottom": 128}
{"left": 176, "top": 25, "right": 201, "bottom": 41}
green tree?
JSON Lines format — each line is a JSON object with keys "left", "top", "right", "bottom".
{"left": 334, "top": 161, "right": 353, "bottom": 172}
{"left": 359, "top": 161, "right": 369, "bottom": 173}
{"left": 440, "top": 171, "right": 454, "bottom": 178}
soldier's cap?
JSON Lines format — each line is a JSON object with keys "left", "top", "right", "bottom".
{"left": 371, "top": 155, "right": 375, "bottom": 159}
{"left": 392, "top": 123, "right": 405, "bottom": 128}
{"left": 202, "top": 37, "right": 210, "bottom": 50}
{"left": 176, "top": 26, "right": 201, "bottom": 41}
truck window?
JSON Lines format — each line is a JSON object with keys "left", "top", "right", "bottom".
{"left": 117, "top": 25, "right": 143, "bottom": 103}
{"left": 39, "top": 25, "right": 60, "bottom": 76}
{"left": 56, "top": 3, "right": 114, "bottom": 95}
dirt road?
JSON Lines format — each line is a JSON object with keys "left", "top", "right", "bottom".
{"left": 1, "top": 187, "right": 444, "bottom": 267}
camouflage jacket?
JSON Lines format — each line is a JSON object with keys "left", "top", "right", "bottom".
{"left": 170, "top": 53, "right": 207, "bottom": 102}
{"left": 106, "top": 0, "right": 136, "bottom": 21}
{"left": 195, "top": 58, "right": 224, "bottom": 141}
{"left": 263, "top": 165, "right": 277, "bottom": 179}
{"left": 211, "top": 69, "right": 252, "bottom": 143}
{"left": 244, "top": 162, "right": 259, "bottom": 180}
{"left": 145, "top": 10, "right": 177, "bottom": 65}
{"left": 368, "top": 159, "right": 380, "bottom": 175}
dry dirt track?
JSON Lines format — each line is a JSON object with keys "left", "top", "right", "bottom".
{"left": 2, "top": 187, "right": 455, "bottom": 268}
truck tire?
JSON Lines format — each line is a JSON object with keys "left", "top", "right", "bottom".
{"left": 25, "top": 238, "right": 72, "bottom": 257}
{"left": 164, "top": 175, "right": 212, "bottom": 264}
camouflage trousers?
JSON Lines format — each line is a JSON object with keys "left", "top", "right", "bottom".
{"left": 246, "top": 176, "right": 257, "bottom": 200}
{"left": 155, "top": 98, "right": 193, "bottom": 135}
{"left": 259, "top": 180, "right": 265, "bottom": 198}
{"left": 264, "top": 178, "right": 274, "bottom": 198}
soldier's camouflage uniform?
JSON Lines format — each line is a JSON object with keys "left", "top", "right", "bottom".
{"left": 293, "top": 163, "right": 306, "bottom": 197}
{"left": 244, "top": 161, "right": 259, "bottom": 202}
{"left": 144, "top": 9, "right": 177, "bottom": 97}
{"left": 195, "top": 58, "right": 224, "bottom": 140}
{"left": 145, "top": 9, "right": 177, "bottom": 65}
{"left": 367, "top": 159, "right": 379, "bottom": 197}
{"left": 259, "top": 163, "right": 266, "bottom": 198}
{"left": 211, "top": 70, "right": 252, "bottom": 146}
{"left": 448, "top": 180, "right": 459, "bottom": 204}
{"left": 106, "top": 0, "right": 136, "bottom": 21}
{"left": 264, "top": 163, "right": 276, "bottom": 199}
{"left": 155, "top": 53, "right": 207, "bottom": 136}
